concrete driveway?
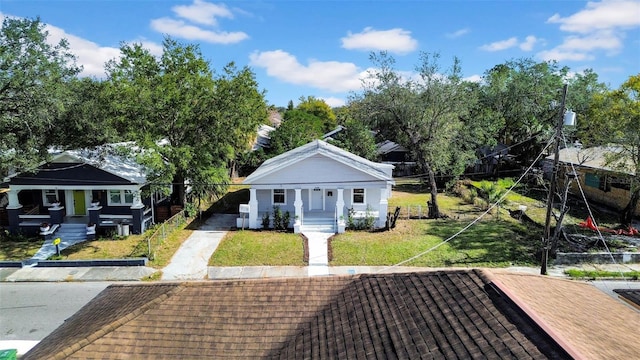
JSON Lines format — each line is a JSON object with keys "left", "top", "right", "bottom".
{"left": 161, "top": 214, "right": 236, "bottom": 280}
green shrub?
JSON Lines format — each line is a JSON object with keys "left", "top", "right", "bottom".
{"left": 261, "top": 213, "right": 270, "bottom": 229}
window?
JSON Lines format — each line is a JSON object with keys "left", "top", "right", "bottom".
{"left": 585, "top": 173, "right": 610, "bottom": 192}
{"left": 108, "top": 190, "right": 134, "bottom": 206}
{"left": 273, "top": 189, "right": 286, "bottom": 204}
{"left": 353, "top": 188, "right": 365, "bottom": 204}
{"left": 43, "top": 189, "right": 58, "bottom": 205}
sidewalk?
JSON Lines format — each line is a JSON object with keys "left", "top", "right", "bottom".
{"left": 2, "top": 263, "right": 640, "bottom": 282}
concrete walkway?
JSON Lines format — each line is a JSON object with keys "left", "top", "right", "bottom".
{"left": 30, "top": 233, "right": 87, "bottom": 261}
{"left": 304, "top": 231, "right": 332, "bottom": 277}
{"left": 161, "top": 213, "right": 236, "bottom": 280}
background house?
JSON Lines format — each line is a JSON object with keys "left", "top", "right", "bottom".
{"left": 242, "top": 139, "right": 394, "bottom": 233}
{"left": 376, "top": 140, "right": 415, "bottom": 177}
{"left": 544, "top": 145, "right": 639, "bottom": 215}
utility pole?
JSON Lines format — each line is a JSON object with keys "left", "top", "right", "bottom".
{"left": 541, "top": 84, "right": 568, "bottom": 275}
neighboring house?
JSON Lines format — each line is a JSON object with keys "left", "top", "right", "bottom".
{"left": 251, "top": 124, "right": 276, "bottom": 151}
{"left": 242, "top": 139, "right": 394, "bottom": 233}
{"left": 376, "top": 140, "right": 416, "bottom": 176}
{"left": 22, "top": 270, "right": 640, "bottom": 359}
{"left": 469, "top": 143, "right": 517, "bottom": 178}
{"left": 3, "top": 145, "right": 157, "bottom": 236}
{"left": 321, "top": 125, "right": 346, "bottom": 141}
{"left": 544, "top": 145, "right": 639, "bottom": 215}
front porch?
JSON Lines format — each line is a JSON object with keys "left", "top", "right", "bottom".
{"left": 7, "top": 188, "right": 153, "bottom": 236}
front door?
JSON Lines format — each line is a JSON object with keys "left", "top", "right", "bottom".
{"left": 310, "top": 188, "right": 323, "bottom": 210}
{"left": 73, "top": 190, "right": 86, "bottom": 215}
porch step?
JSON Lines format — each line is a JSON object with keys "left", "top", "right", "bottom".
{"left": 301, "top": 224, "right": 336, "bottom": 233}
{"left": 53, "top": 223, "right": 88, "bottom": 241}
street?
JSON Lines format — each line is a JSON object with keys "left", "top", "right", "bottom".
{"left": 0, "top": 281, "right": 111, "bottom": 353}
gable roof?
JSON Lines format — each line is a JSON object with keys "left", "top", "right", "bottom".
{"left": 244, "top": 139, "right": 394, "bottom": 185}
{"left": 24, "top": 270, "right": 574, "bottom": 360}
{"left": 376, "top": 140, "right": 408, "bottom": 155}
{"left": 7, "top": 144, "right": 148, "bottom": 186}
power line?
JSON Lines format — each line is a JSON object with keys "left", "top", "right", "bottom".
{"left": 377, "top": 134, "right": 556, "bottom": 272}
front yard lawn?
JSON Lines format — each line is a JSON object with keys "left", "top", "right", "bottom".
{"left": 331, "top": 218, "right": 537, "bottom": 267}
{"left": 0, "top": 239, "right": 43, "bottom": 260}
{"left": 57, "top": 222, "right": 194, "bottom": 269}
{"left": 209, "top": 230, "right": 305, "bottom": 266}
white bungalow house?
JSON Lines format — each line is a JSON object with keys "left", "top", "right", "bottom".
{"left": 241, "top": 139, "right": 394, "bottom": 233}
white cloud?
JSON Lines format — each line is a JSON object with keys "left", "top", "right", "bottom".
{"left": 464, "top": 74, "right": 483, "bottom": 83}
{"left": 446, "top": 28, "right": 470, "bottom": 39}
{"left": 36, "top": 22, "right": 121, "bottom": 78}
{"left": 519, "top": 35, "right": 539, "bottom": 51}
{"left": 540, "top": 0, "right": 639, "bottom": 63}
{"left": 249, "top": 50, "right": 365, "bottom": 92}
{"left": 479, "top": 37, "right": 518, "bottom": 51}
{"left": 172, "top": 0, "right": 233, "bottom": 26}
{"left": 537, "top": 48, "right": 594, "bottom": 62}
{"left": 0, "top": 12, "right": 164, "bottom": 78}
{"left": 319, "top": 97, "right": 346, "bottom": 107}
{"left": 150, "top": 17, "right": 248, "bottom": 44}
{"left": 547, "top": 0, "right": 640, "bottom": 33}
{"left": 341, "top": 27, "right": 418, "bottom": 54}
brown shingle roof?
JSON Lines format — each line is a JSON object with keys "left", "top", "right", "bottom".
{"left": 614, "top": 289, "right": 640, "bottom": 310}
{"left": 490, "top": 271, "right": 640, "bottom": 360}
{"left": 24, "top": 271, "right": 569, "bottom": 360}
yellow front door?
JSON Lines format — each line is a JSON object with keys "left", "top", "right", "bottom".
{"left": 73, "top": 190, "right": 86, "bottom": 215}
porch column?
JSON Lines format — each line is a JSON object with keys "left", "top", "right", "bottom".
{"left": 378, "top": 188, "right": 389, "bottom": 228}
{"left": 49, "top": 205, "right": 65, "bottom": 225}
{"left": 7, "top": 190, "right": 21, "bottom": 209}
{"left": 6, "top": 190, "right": 22, "bottom": 233}
{"left": 294, "top": 189, "right": 302, "bottom": 233}
{"left": 249, "top": 188, "right": 258, "bottom": 229}
{"left": 336, "top": 188, "right": 345, "bottom": 233}
{"left": 132, "top": 190, "right": 144, "bottom": 209}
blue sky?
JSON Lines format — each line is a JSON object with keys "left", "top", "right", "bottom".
{"left": 1, "top": 0, "right": 639, "bottom": 107}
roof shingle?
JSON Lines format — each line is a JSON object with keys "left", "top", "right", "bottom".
{"left": 24, "top": 271, "right": 578, "bottom": 359}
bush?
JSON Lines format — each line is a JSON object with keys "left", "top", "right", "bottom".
{"left": 271, "top": 206, "right": 290, "bottom": 231}
{"left": 184, "top": 202, "right": 198, "bottom": 217}
{"left": 261, "top": 213, "right": 270, "bottom": 230}
{"left": 347, "top": 206, "right": 376, "bottom": 230}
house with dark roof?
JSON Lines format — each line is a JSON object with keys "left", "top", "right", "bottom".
{"left": 376, "top": 140, "right": 415, "bottom": 176}
{"left": 3, "top": 144, "right": 158, "bottom": 236}
{"left": 544, "top": 145, "right": 639, "bottom": 215}
{"left": 242, "top": 139, "right": 394, "bottom": 233}
{"left": 24, "top": 270, "right": 640, "bottom": 359}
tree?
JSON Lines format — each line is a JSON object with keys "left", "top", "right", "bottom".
{"left": 583, "top": 74, "right": 640, "bottom": 225}
{"left": 210, "top": 62, "right": 268, "bottom": 178}
{"left": 353, "top": 52, "right": 480, "bottom": 218}
{"left": 51, "top": 77, "right": 117, "bottom": 148}
{"left": 0, "top": 17, "right": 80, "bottom": 175}
{"left": 268, "top": 109, "right": 325, "bottom": 155}
{"left": 105, "top": 37, "right": 265, "bottom": 205}
{"left": 479, "top": 59, "right": 568, "bottom": 163}
{"left": 296, "top": 96, "right": 337, "bottom": 132}
{"left": 326, "top": 117, "right": 378, "bottom": 161}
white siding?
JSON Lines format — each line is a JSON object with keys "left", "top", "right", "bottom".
{"left": 255, "top": 154, "right": 384, "bottom": 187}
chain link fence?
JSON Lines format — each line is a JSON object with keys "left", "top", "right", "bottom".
{"left": 145, "top": 209, "right": 187, "bottom": 261}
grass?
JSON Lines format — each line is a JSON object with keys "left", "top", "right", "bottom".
{"left": 0, "top": 238, "right": 43, "bottom": 260}
{"left": 565, "top": 269, "right": 640, "bottom": 279}
{"left": 57, "top": 220, "right": 194, "bottom": 269}
{"left": 209, "top": 230, "right": 305, "bottom": 266}
{"left": 331, "top": 218, "right": 537, "bottom": 267}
